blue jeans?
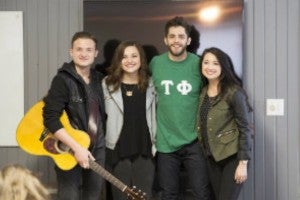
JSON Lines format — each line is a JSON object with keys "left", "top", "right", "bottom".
{"left": 157, "top": 140, "right": 211, "bottom": 200}
{"left": 55, "top": 147, "right": 105, "bottom": 200}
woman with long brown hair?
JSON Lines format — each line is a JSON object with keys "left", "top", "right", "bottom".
{"left": 102, "top": 41, "right": 156, "bottom": 200}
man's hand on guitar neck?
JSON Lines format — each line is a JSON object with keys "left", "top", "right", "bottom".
{"left": 53, "top": 128, "right": 95, "bottom": 169}
{"left": 73, "top": 145, "right": 95, "bottom": 169}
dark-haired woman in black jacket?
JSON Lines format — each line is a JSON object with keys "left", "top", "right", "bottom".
{"left": 196, "top": 47, "right": 253, "bottom": 200}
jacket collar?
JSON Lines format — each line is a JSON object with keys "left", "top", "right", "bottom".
{"left": 199, "top": 86, "right": 222, "bottom": 106}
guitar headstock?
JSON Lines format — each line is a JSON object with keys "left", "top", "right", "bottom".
{"left": 124, "top": 186, "right": 147, "bottom": 200}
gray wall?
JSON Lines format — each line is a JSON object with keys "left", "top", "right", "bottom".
{"left": 0, "top": 0, "right": 299, "bottom": 199}
{"left": 243, "top": 0, "right": 300, "bottom": 199}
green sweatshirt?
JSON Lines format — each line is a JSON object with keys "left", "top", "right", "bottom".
{"left": 150, "top": 52, "right": 203, "bottom": 153}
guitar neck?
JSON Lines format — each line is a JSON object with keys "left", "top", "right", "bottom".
{"left": 88, "top": 160, "right": 128, "bottom": 192}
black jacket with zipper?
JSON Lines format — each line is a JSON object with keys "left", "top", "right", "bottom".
{"left": 43, "top": 61, "right": 106, "bottom": 149}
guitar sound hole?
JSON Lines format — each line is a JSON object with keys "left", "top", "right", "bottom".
{"left": 43, "top": 138, "right": 60, "bottom": 154}
{"left": 43, "top": 138, "right": 70, "bottom": 154}
{"left": 56, "top": 141, "right": 70, "bottom": 152}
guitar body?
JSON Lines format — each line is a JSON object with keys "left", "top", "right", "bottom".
{"left": 16, "top": 101, "right": 147, "bottom": 199}
{"left": 16, "top": 101, "right": 90, "bottom": 170}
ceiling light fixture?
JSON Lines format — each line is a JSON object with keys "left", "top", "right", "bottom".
{"left": 198, "top": 6, "right": 221, "bottom": 22}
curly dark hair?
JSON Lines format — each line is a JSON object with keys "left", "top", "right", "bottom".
{"left": 165, "top": 16, "right": 191, "bottom": 37}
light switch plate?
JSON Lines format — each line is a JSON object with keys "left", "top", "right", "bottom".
{"left": 266, "top": 99, "right": 284, "bottom": 116}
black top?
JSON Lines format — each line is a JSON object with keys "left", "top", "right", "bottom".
{"left": 116, "top": 83, "right": 152, "bottom": 160}
{"left": 199, "top": 94, "right": 219, "bottom": 157}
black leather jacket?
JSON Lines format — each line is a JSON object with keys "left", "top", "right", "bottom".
{"left": 43, "top": 61, "right": 106, "bottom": 149}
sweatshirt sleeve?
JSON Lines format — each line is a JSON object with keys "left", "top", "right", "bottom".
{"left": 43, "top": 75, "right": 69, "bottom": 133}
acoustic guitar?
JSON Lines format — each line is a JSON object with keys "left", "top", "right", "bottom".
{"left": 16, "top": 101, "right": 147, "bottom": 200}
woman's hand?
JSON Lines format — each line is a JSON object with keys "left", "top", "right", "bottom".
{"left": 234, "top": 160, "right": 248, "bottom": 184}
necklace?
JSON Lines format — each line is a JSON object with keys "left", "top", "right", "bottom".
{"left": 126, "top": 89, "right": 133, "bottom": 97}
{"left": 122, "top": 83, "right": 135, "bottom": 97}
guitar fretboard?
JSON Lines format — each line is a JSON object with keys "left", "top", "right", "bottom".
{"left": 89, "top": 160, "right": 127, "bottom": 192}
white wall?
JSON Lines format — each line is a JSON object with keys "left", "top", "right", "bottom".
{"left": 0, "top": 11, "right": 24, "bottom": 146}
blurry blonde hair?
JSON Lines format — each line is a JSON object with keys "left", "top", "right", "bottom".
{"left": 0, "top": 164, "right": 50, "bottom": 200}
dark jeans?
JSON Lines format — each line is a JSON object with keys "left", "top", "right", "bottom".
{"left": 109, "top": 155, "right": 155, "bottom": 200}
{"left": 207, "top": 154, "right": 243, "bottom": 200}
{"left": 157, "top": 140, "right": 211, "bottom": 200}
{"left": 55, "top": 147, "right": 105, "bottom": 200}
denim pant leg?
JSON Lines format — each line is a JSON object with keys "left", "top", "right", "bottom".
{"left": 111, "top": 158, "right": 132, "bottom": 200}
{"left": 111, "top": 156, "right": 155, "bottom": 200}
{"left": 55, "top": 165, "right": 82, "bottom": 200}
{"left": 157, "top": 152, "right": 181, "bottom": 200}
{"left": 183, "top": 141, "right": 211, "bottom": 200}
{"left": 82, "top": 146, "right": 105, "bottom": 200}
